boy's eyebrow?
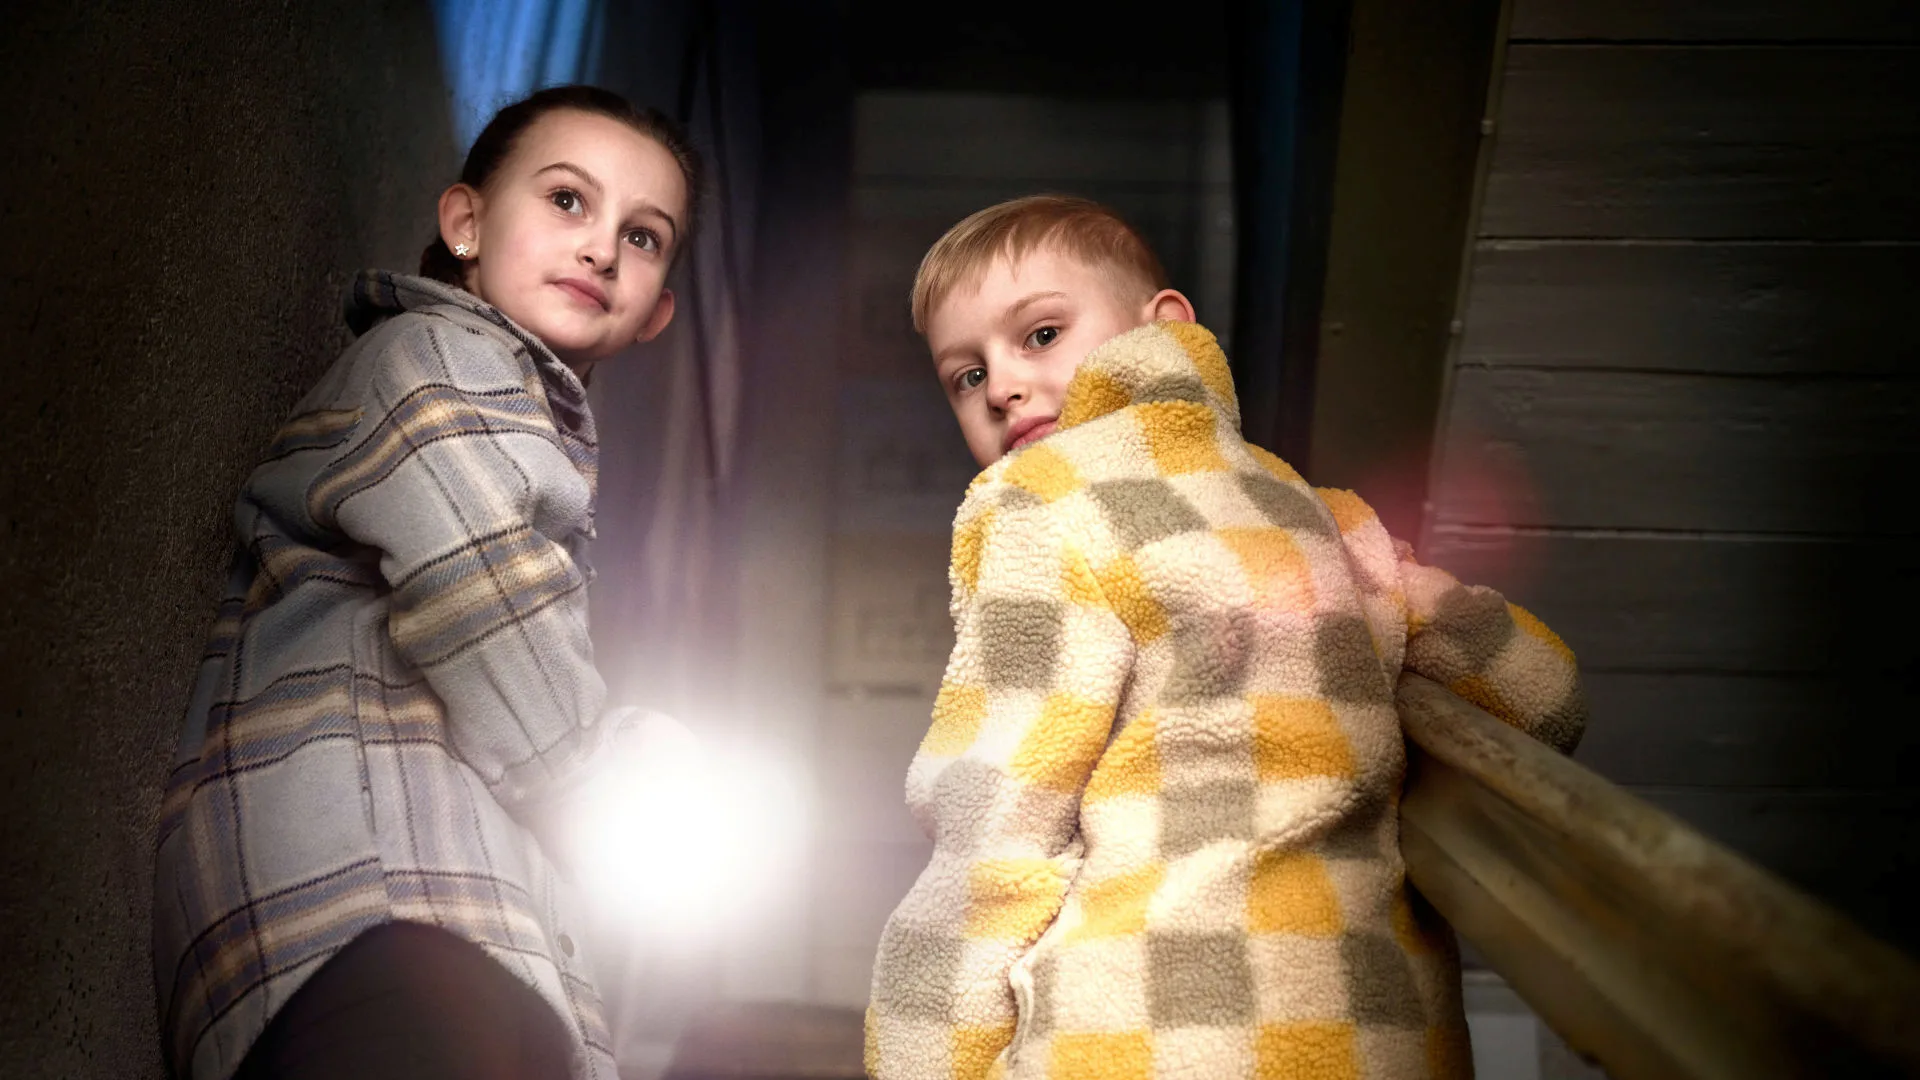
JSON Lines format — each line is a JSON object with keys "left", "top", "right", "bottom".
{"left": 535, "top": 161, "right": 681, "bottom": 243}
{"left": 1004, "top": 290, "right": 1068, "bottom": 321}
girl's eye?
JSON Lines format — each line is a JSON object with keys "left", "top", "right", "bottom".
{"left": 1025, "top": 326, "right": 1060, "bottom": 349}
{"left": 956, "top": 367, "right": 987, "bottom": 392}
{"left": 625, "top": 229, "right": 660, "bottom": 253}
{"left": 550, "top": 189, "right": 585, "bottom": 215}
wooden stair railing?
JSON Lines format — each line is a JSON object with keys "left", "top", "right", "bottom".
{"left": 1397, "top": 673, "right": 1920, "bottom": 1079}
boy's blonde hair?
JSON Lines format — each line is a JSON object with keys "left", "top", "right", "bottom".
{"left": 910, "top": 195, "right": 1170, "bottom": 334}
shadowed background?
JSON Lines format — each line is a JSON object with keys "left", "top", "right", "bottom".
{"left": 2, "top": 2, "right": 1915, "bottom": 1079}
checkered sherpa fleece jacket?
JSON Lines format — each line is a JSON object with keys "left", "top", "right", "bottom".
{"left": 154, "top": 272, "right": 626, "bottom": 1080}
{"left": 867, "top": 321, "right": 1584, "bottom": 1080}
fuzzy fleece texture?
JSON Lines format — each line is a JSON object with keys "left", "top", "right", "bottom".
{"left": 866, "top": 322, "right": 1584, "bottom": 1080}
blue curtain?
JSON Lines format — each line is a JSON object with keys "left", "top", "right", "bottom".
{"left": 431, "top": 0, "right": 608, "bottom": 150}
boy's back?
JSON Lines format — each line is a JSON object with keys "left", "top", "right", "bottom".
{"left": 868, "top": 320, "right": 1583, "bottom": 1079}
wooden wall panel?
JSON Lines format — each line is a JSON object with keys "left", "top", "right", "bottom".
{"left": 1461, "top": 241, "right": 1920, "bottom": 376}
{"left": 1421, "top": 527, "right": 1913, "bottom": 674}
{"left": 1576, "top": 673, "right": 1906, "bottom": 788}
{"left": 1430, "top": 367, "right": 1920, "bottom": 534}
{"left": 1481, "top": 46, "right": 1920, "bottom": 240}
{"left": 1430, "top": 2, "right": 1920, "bottom": 956}
{"left": 1511, "top": 0, "right": 1920, "bottom": 42}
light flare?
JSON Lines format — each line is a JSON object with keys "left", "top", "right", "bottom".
{"left": 569, "top": 722, "right": 810, "bottom": 932}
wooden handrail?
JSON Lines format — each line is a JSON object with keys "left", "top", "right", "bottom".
{"left": 1396, "top": 673, "right": 1920, "bottom": 1079}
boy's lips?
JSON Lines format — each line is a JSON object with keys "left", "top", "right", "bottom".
{"left": 553, "top": 277, "right": 610, "bottom": 311}
{"left": 1004, "top": 416, "right": 1058, "bottom": 454}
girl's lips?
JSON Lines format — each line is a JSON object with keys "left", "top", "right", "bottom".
{"left": 1005, "top": 418, "right": 1057, "bottom": 454}
{"left": 554, "top": 278, "right": 609, "bottom": 311}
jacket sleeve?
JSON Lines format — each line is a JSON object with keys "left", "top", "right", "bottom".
{"left": 867, "top": 481, "right": 1134, "bottom": 1080}
{"left": 1317, "top": 488, "right": 1586, "bottom": 754}
{"left": 310, "top": 319, "right": 616, "bottom": 821}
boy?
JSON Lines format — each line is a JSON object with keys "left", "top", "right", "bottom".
{"left": 866, "top": 196, "right": 1584, "bottom": 1080}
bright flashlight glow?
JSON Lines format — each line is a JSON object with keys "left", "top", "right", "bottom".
{"left": 570, "top": 727, "right": 809, "bottom": 932}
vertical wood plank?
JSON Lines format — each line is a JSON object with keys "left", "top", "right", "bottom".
{"left": 1307, "top": 0, "right": 1507, "bottom": 539}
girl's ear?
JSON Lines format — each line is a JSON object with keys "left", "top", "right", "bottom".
{"left": 1144, "top": 288, "right": 1196, "bottom": 324}
{"left": 438, "top": 183, "right": 483, "bottom": 256}
{"left": 634, "top": 288, "right": 676, "bottom": 343}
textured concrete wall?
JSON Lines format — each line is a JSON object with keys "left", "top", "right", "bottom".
{"left": 0, "top": 4, "right": 454, "bottom": 1075}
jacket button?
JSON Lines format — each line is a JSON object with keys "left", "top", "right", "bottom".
{"left": 558, "top": 933, "right": 575, "bottom": 957}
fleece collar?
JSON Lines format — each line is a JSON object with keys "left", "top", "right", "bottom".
{"left": 1053, "top": 320, "right": 1243, "bottom": 436}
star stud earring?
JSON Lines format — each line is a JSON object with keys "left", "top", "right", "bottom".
{"left": 454, "top": 243, "right": 471, "bottom": 258}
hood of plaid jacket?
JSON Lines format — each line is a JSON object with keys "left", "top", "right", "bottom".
{"left": 344, "top": 270, "right": 595, "bottom": 440}
{"left": 1052, "top": 319, "right": 1243, "bottom": 439}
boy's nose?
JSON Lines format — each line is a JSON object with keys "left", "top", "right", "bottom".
{"left": 985, "top": 367, "right": 1025, "bottom": 411}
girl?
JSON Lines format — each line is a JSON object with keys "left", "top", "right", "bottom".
{"left": 153, "top": 85, "right": 700, "bottom": 1080}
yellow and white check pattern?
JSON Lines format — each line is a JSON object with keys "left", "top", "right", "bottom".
{"left": 867, "top": 322, "right": 1584, "bottom": 1080}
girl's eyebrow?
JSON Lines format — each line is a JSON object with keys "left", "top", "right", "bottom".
{"left": 535, "top": 161, "right": 603, "bottom": 193}
{"left": 631, "top": 201, "right": 680, "bottom": 243}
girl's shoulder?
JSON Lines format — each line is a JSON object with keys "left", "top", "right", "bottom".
{"left": 340, "top": 305, "right": 529, "bottom": 396}
{"left": 342, "top": 271, "right": 582, "bottom": 401}
{"left": 346, "top": 271, "right": 551, "bottom": 360}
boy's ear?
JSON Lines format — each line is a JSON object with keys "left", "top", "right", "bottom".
{"left": 635, "top": 288, "right": 676, "bottom": 343}
{"left": 438, "top": 183, "right": 482, "bottom": 255}
{"left": 1145, "top": 288, "right": 1196, "bottom": 325}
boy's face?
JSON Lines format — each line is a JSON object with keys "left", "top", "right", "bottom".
{"left": 927, "top": 246, "right": 1188, "bottom": 467}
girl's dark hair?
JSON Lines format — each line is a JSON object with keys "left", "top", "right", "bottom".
{"left": 419, "top": 85, "right": 704, "bottom": 287}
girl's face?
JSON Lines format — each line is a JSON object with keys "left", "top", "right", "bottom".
{"left": 440, "top": 109, "right": 686, "bottom": 371}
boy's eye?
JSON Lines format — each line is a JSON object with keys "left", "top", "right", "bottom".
{"left": 956, "top": 367, "right": 987, "bottom": 392}
{"left": 625, "top": 228, "right": 660, "bottom": 253}
{"left": 550, "top": 189, "right": 585, "bottom": 215}
{"left": 1025, "top": 326, "right": 1060, "bottom": 349}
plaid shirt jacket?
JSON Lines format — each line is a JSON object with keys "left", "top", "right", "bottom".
{"left": 155, "top": 272, "right": 626, "bottom": 1080}
{"left": 867, "top": 322, "right": 1585, "bottom": 1080}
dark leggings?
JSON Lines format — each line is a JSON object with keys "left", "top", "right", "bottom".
{"left": 232, "top": 921, "right": 572, "bottom": 1080}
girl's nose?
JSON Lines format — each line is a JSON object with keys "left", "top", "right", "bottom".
{"left": 579, "top": 237, "right": 616, "bottom": 274}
